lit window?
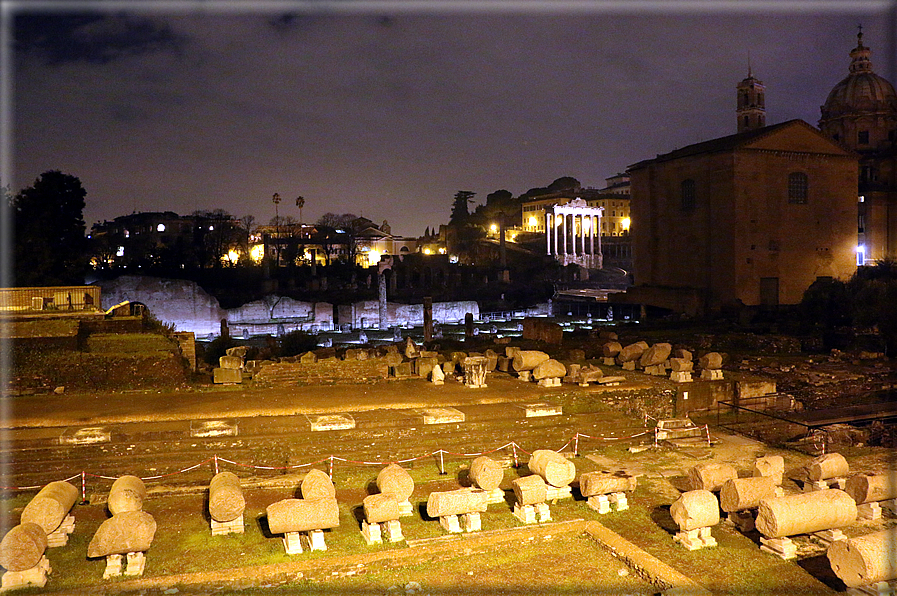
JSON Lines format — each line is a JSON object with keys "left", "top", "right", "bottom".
{"left": 858, "top": 195, "right": 865, "bottom": 203}
{"left": 788, "top": 172, "right": 808, "bottom": 204}
{"left": 856, "top": 245, "right": 866, "bottom": 266}
{"left": 116, "top": 246, "right": 125, "bottom": 257}
{"left": 156, "top": 223, "right": 166, "bottom": 232}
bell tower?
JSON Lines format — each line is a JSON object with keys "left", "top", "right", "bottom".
{"left": 737, "top": 67, "right": 766, "bottom": 132}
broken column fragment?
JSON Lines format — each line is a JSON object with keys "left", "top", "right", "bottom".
{"left": 0, "top": 523, "right": 50, "bottom": 591}
{"left": 376, "top": 463, "right": 414, "bottom": 516}
{"left": 528, "top": 450, "right": 575, "bottom": 490}
{"left": 827, "top": 528, "right": 897, "bottom": 588}
{"left": 208, "top": 472, "right": 245, "bottom": 535}
{"left": 361, "top": 494, "right": 403, "bottom": 544}
{"left": 687, "top": 462, "right": 737, "bottom": 492}
{"left": 426, "top": 488, "right": 488, "bottom": 533}
{"left": 756, "top": 489, "right": 857, "bottom": 539}
{"left": 266, "top": 498, "right": 340, "bottom": 554}
{"left": 579, "top": 471, "right": 636, "bottom": 513}
{"left": 20, "top": 481, "right": 78, "bottom": 546}
{"left": 108, "top": 475, "right": 146, "bottom": 516}
{"left": 301, "top": 469, "right": 336, "bottom": 500}
{"left": 670, "top": 489, "right": 719, "bottom": 550}
{"left": 87, "top": 511, "right": 156, "bottom": 578}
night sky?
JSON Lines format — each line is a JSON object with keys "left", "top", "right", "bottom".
{"left": 7, "top": 1, "right": 895, "bottom": 237}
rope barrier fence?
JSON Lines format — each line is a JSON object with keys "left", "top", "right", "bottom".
{"left": 1, "top": 422, "right": 686, "bottom": 493}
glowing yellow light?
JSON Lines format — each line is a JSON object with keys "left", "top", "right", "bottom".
{"left": 555, "top": 214, "right": 563, "bottom": 226}
{"left": 438, "top": 247, "right": 446, "bottom": 254}
{"left": 582, "top": 217, "right": 591, "bottom": 232}
{"left": 509, "top": 232, "right": 518, "bottom": 242}
{"left": 489, "top": 224, "right": 498, "bottom": 233}
{"left": 423, "top": 248, "right": 432, "bottom": 255}
{"left": 528, "top": 216, "right": 538, "bottom": 228}
{"left": 621, "top": 217, "right": 631, "bottom": 231}
{"left": 250, "top": 243, "right": 265, "bottom": 263}
{"left": 369, "top": 249, "right": 382, "bottom": 265}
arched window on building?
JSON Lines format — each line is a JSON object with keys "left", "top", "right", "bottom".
{"left": 680, "top": 179, "right": 696, "bottom": 212}
{"left": 787, "top": 172, "right": 808, "bottom": 204}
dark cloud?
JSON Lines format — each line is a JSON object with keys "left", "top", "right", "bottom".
{"left": 14, "top": 13, "right": 184, "bottom": 65}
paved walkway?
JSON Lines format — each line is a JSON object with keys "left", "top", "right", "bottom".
{"left": 2, "top": 376, "right": 648, "bottom": 430}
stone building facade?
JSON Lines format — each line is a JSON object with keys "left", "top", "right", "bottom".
{"left": 818, "top": 30, "right": 897, "bottom": 264}
{"left": 627, "top": 120, "right": 857, "bottom": 315}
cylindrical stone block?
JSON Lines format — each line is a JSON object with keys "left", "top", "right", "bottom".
{"left": 640, "top": 343, "right": 672, "bottom": 367}
{"left": 719, "top": 476, "right": 778, "bottom": 512}
{"left": 616, "top": 342, "right": 648, "bottom": 363}
{"left": 807, "top": 453, "right": 849, "bottom": 482}
{"left": 512, "top": 475, "right": 547, "bottom": 506}
{"left": 756, "top": 489, "right": 857, "bottom": 539}
{"left": 87, "top": 511, "right": 157, "bottom": 558}
{"left": 0, "top": 523, "right": 47, "bottom": 572}
{"left": 426, "top": 488, "right": 488, "bottom": 518}
{"left": 670, "top": 490, "right": 720, "bottom": 531}
{"left": 266, "top": 498, "right": 340, "bottom": 535}
{"left": 579, "top": 472, "right": 637, "bottom": 498}
{"left": 528, "top": 450, "right": 576, "bottom": 488}
{"left": 687, "top": 462, "right": 737, "bottom": 492}
{"left": 301, "top": 468, "right": 336, "bottom": 500}
{"left": 469, "top": 456, "right": 503, "bottom": 491}
{"left": 20, "top": 481, "right": 78, "bottom": 534}
{"left": 827, "top": 528, "right": 897, "bottom": 588}
{"left": 845, "top": 471, "right": 897, "bottom": 505}
{"left": 698, "top": 352, "right": 722, "bottom": 370}
{"left": 601, "top": 342, "right": 622, "bottom": 358}
{"left": 108, "top": 475, "right": 147, "bottom": 515}
{"left": 512, "top": 351, "right": 550, "bottom": 372}
{"left": 363, "top": 494, "right": 400, "bottom": 524}
{"left": 376, "top": 464, "right": 414, "bottom": 502}
{"left": 209, "top": 472, "right": 245, "bottom": 523}
{"left": 752, "top": 455, "right": 785, "bottom": 485}
{"left": 532, "top": 359, "right": 566, "bottom": 380}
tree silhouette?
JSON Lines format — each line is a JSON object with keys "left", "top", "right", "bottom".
{"left": 12, "top": 170, "right": 87, "bottom": 286}
{"left": 449, "top": 190, "right": 476, "bottom": 225}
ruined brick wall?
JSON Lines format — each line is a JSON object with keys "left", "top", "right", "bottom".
{"left": 522, "top": 318, "right": 564, "bottom": 344}
{"left": 253, "top": 357, "right": 390, "bottom": 386}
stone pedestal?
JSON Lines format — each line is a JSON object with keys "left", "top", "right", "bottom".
{"left": 513, "top": 502, "right": 550, "bottom": 524}
{"left": 123, "top": 552, "right": 146, "bottom": 577}
{"left": 439, "top": 514, "right": 462, "bottom": 533}
{"left": 670, "top": 371, "right": 693, "bottom": 383}
{"left": 46, "top": 514, "right": 75, "bottom": 547}
{"left": 673, "top": 527, "right": 716, "bottom": 550}
{"left": 602, "top": 357, "right": 616, "bottom": 366}
{"left": 103, "top": 554, "right": 123, "bottom": 579}
{"left": 587, "top": 494, "right": 611, "bottom": 514}
{"left": 700, "top": 369, "right": 723, "bottom": 380}
{"left": 804, "top": 477, "right": 847, "bottom": 491}
{"left": 306, "top": 529, "right": 326, "bottom": 551}
{"left": 608, "top": 492, "right": 628, "bottom": 511}
{"left": 1, "top": 556, "right": 51, "bottom": 591}
{"left": 622, "top": 361, "right": 636, "bottom": 371}
{"left": 726, "top": 510, "right": 756, "bottom": 533}
{"left": 460, "top": 512, "right": 481, "bottom": 532}
{"left": 283, "top": 532, "right": 304, "bottom": 555}
{"left": 759, "top": 536, "right": 797, "bottom": 560}
{"left": 384, "top": 519, "right": 403, "bottom": 542}
{"left": 361, "top": 520, "right": 382, "bottom": 545}
{"left": 811, "top": 528, "right": 846, "bottom": 547}
{"left": 536, "top": 377, "right": 561, "bottom": 387}
{"left": 857, "top": 502, "right": 882, "bottom": 520}
{"left": 462, "top": 357, "right": 488, "bottom": 388}
{"left": 517, "top": 371, "right": 532, "bottom": 382}
{"left": 211, "top": 514, "right": 245, "bottom": 536}
{"left": 644, "top": 364, "right": 666, "bottom": 376}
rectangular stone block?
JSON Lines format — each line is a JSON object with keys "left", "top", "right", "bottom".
{"left": 523, "top": 403, "right": 562, "bottom": 417}
{"left": 219, "top": 355, "right": 243, "bottom": 369}
{"left": 211, "top": 514, "right": 244, "bottom": 536}
{"left": 213, "top": 367, "right": 242, "bottom": 384}
{"left": 308, "top": 414, "right": 355, "bottom": 431}
{"left": 420, "top": 407, "right": 465, "bottom": 424}
{"left": 759, "top": 536, "right": 797, "bottom": 560}
{"left": 391, "top": 361, "right": 414, "bottom": 378}
{"left": 439, "top": 514, "right": 462, "bottom": 533}
{"left": 361, "top": 520, "right": 382, "bottom": 545}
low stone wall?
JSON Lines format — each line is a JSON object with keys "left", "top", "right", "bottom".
{"left": 341, "top": 301, "right": 480, "bottom": 329}
{"left": 253, "top": 358, "right": 390, "bottom": 386}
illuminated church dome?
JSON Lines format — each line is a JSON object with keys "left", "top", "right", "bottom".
{"left": 819, "top": 29, "right": 897, "bottom": 151}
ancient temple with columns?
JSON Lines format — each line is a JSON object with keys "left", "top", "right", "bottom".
{"left": 544, "top": 198, "right": 604, "bottom": 269}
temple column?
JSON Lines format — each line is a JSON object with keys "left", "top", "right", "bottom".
{"left": 546, "top": 212, "right": 551, "bottom": 255}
